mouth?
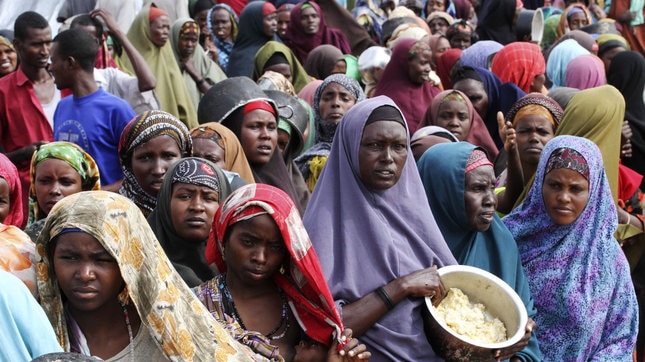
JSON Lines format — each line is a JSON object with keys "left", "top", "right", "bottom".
{"left": 0, "top": 61, "right": 12, "bottom": 70}
{"left": 375, "top": 169, "right": 396, "bottom": 179}
{"left": 185, "top": 217, "right": 206, "bottom": 227}
{"left": 524, "top": 146, "right": 542, "bottom": 153}
{"left": 479, "top": 211, "right": 495, "bottom": 223}
{"left": 149, "top": 179, "right": 164, "bottom": 191}
{"left": 257, "top": 144, "right": 273, "bottom": 155}
{"left": 71, "top": 287, "right": 99, "bottom": 299}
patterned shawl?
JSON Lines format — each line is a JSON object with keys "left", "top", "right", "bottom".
{"left": 207, "top": 4, "right": 239, "bottom": 71}
{"left": 0, "top": 153, "right": 23, "bottom": 227}
{"left": 36, "top": 191, "right": 258, "bottom": 361}
{"left": 503, "top": 136, "right": 638, "bottom": 361}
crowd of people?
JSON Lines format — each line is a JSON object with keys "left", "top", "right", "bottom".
{"left": 0, "top": 0, "right": 643, "bottom": 360}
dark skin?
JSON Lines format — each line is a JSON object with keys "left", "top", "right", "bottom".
{"left": 496, "top": 112, "right": 527, "bottom": 214}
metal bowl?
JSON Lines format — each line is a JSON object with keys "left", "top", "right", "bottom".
{"left": 424, "top": 265, "right": 528, "bottom": 362}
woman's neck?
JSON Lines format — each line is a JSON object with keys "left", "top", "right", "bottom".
{"left": 225, "top": 272, "right": 277, "bottom": 299}
{"left": 522, "top": 162, "right": 538, "bottom": 186}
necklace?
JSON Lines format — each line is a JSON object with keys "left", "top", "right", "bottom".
{"left": 219, "top": 274, "right": 290, "bottom": 340}
{"left": 120, "top": 302, "right": 135, "bottom": 362}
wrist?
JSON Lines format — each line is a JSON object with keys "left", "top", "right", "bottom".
{"left": 375, "top": 286, "right": 395, "bottom": 310}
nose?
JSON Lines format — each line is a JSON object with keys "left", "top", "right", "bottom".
{"left": 152, "top": 159, "right": 165, "bottom": 176}
{"left": 381, "top": 146, "right": 394, "bottom": 164}
{"left": 483, "top": 189, "right": 495, "bottom": 207}
{"left": 556, "top": 190, "right": 571, "bottom": 203}
{"left": 251, "top": 246, "right": 267, "bottom": 264}
{"left": 259, "top": 126, "right": 272, "bottom": 139}
{"left": 189, "top": 195, "right": 206, "bottom": 211}
{"left": 77, "top": 263, "right": 96, "bottom": 281}
{"left": 50, "top": 182, "right": 62, "bottom": 195}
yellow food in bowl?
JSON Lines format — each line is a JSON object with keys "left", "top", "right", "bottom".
{"left": 435, "top": 288, "right": 507, "bottom": 344}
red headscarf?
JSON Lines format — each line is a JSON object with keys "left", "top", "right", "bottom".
{"left": 0, "top": 153, "right": 23, "bottom": 227}
{"left": 422, "top": 89, "right": 499, "bottom": 160}
{"left": 284, "top": 1, "right": 351, "bottom": 64}
{"left": 436, "top": 48, "right": 462, "bottom": 90}
{"left": 491, "top": 42, "right": 546, "bottom": 93}
{"left": 148, "top": 5, "right": 168, "bottom": 23}
{"left": 206, "top": 183, "right": 345, "bottom": 347}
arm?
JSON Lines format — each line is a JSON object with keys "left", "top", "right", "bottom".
{"left": 341, "top": 266, "right": 445, "bottom": 337}
{"left": 91, "top": 8, "right": 157, "bottom": 92}
{"left": 5, "top": 141, "right": 48, "bottom": 164}
{"left": 496, "top": 112, "right": 524, "bottom": 214}
{"left": 182, "top": 58, "right": 212, "bottom": 94}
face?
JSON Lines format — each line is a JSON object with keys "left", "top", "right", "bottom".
{"left": 359, "top": 120, "right": 408, "bottom": 190}
{"left": 568, "top": 12, "right": 589, "bottom": 30}
{"left": 277, "top": 129, "right": 290, "bottom": 154}
{"left": 426, "top": 0, "right": 445, "bottom": 14}
{"left": 263, "top": 13, "right": 278, "bottom": 38}
{"left": 601, "top": 47, "right": 625, "bottom": 72}
{"left": 35, "top": 159, "right": 83, "bottom": 217}
{"left": 318, "top": 83, "right": 357, "bottom": 124}
{"left": 75, "top": 24, "right": 99, "bottom": 43}
{"left": 434, "top": 99, "right": 471, "bottom": 141}
{"left": 464, "top": 165, "right": 496, "bottom": 232}
{"left": 0, "top": 44, "right": 18, "bottom": 76}
{"left": 194, "top": 9, "right": 210, "bottom": 32}
{"left": 408, "top": 48, "right": 432, "bottom": 84}
{"left": 0, "top": 178, "right": 9, "bottom": 223}
{"left": 428, "top": 18, "right": 449, "bottom": 35}
{"left": 514, "top": 114, "right": 555, "bottom": 166}
{"left": 300, "top": 6, "right": 320, "bottom": 35}
{"left": 530, "top": 74, "right": 546, "bottom": 94}
{"left": 53, "top": 232, "right": 124, "bottom": 313}
{"left": 265, "top": 62, "right": 293, "bottom": 83}
{"left": 331, "top": 60, "right": 347, "bottom": 75}
{"left": 192, "top": 138, "right": 226, "bottom": 170}
{"left": 131, "top": 135, "right": 182, "bottom": 197}
{"left": 170, "top": 182, "right": 219, "bottom": 242}
{"left": 449, "top": 32, "right": 472, "bottom": 50}
{"left": 240, "top": 109, "right": 278, "bottom": 165}
{"left": 211, "top": 9, "right": 233, "bottom": 41}
{"left": 542, "top": 168, "right": 589, "bottom": 225}
{"left": 223, "top": 214, "right": 287, "bottom": 286}
{"left": 14, "top": 27, "right": 52, "bottom": 70}
{"left": 431, "top": 37, "right": 450, "bottom": 66}
{"left": 277, "top": 10, "right": 290, "bottom": 38}
{"left": 150, "top": 15, "right": 171, "bottom": 47}
{"left": 453, "top": 79, "right": 488, "bottom": 119}
{"left": 178, "top": 32, "right": 198, "bottom": 58}
{"left": 49, "top": 43, "right": 69, "bottom": 90}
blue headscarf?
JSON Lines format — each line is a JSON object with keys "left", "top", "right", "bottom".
{"left": 546, "top": 39, "right": 589, "bottom": 89}
{"left": 206, "top": 4, "right": 239, "bottom": 70}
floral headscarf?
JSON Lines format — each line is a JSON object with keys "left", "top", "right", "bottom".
{"left": 0, "top": 153, "right": 23, "bottom": 227}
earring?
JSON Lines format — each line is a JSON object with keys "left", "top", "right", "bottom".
{"left": 280, "top": 265, "right": 286, "bottom": 275}
{"left": 118, "top": 286, "right": 130, "bottom": 305}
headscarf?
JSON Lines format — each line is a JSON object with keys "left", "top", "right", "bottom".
{"left": 170, "top": 18, "right": 228, "bottom": 111}
{"left": 226, "top": 2, "right": 280, "bottom": 77}
{"left": 252, "top": 41, "right": 312, "bottom": 93}
{"left": 28, "top": 142, "right": 100, "bottom": 225}
{"left": 557, "top": 4, "right": 593, "bottom": 39}
{"left": 0, "top": 153, "right": 23, "bottom": 227}
{"left": 435, "top": 47, "right": 461, "bottom": 90}
{"left": 36, "top": 191, "right": 257, "bottom": 361}
{"left": 204, "top": 183, "right": 345, "bottom": 347}
{"left": 551, "top": 29, "right": 597, "bottom": 54}
{"left": 475, "top": 0, "right": 517, "bottom": 45}
{"left": 459, "top": 40, "right": 503, "bottom": 69}
{"left": 190, "top": 122, "right": 255, "bottom": 184}
{"left": 491, "top": 42, "right": 546, "bottom": 93}
{"left": 546, "top": 39, "right": 590, "bottom": 89}
{"left": 446, "top": 0, "right": 471, "bottom": 20}
{"left": 386, "top": 22, "right": 430, "bottom": 50}
{"left": 547, "top": 86, "right": 580, "bottom": 109}
{"left": 505, "top": 93, "right": 564, "bottom": 129}
{"left": 206, "top": 4, "right": 239, "bottom": 70}
{"left": 304, "top": 44, "right": 346, "bottom": 80}
{"left": 120, "top": 4, "right": 198, "bottom": 129}
{"left": 410, "top": 125, "right": 458, "bottom": 160}
{"left": 597, "top": 33, "right": 629, "bottom": 58}
{"left": 565, "top": 54, "right": 606, "bottom": 89}
{"left": 148, "top": 158, "right": 231, "bottom": 287}
{"left": 425, "top": 11, "right": 455, "bottom": 29}
{"left": 294, "top": 74, "right": 365, "bottom": 180}
{"left": 302, "top": 95, "right": 457, "bottom": 361}
{"left": 422, "top": 89, "right": 500, "bottom": 159}
{"left": 118, "top": 110, "right": 193, "bottom": 217}
{"left": 503, "top": 136, "right": 638, "bottom": 361}
{"left": 257, "top": 70, "right": 297, "bottom": 95}
{"left": 374, "top": 38, "right": 441, "bottom": 134}
{"left": 540, "top": 14, "right": 561, "bottom": 51}
{"left": 418, "top": 142, "right": 541, "bottom": 361}
{"left": 284, "top": 1, "right": 352, "bottom": 65}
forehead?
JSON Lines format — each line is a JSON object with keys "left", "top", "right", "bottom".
{"left": 362, "top": 120, "right": 406, "bottom": 138}
{"left": 454, "top": 78, "right": 485, "bottom": 93}
{"left": 212, "top": 9, "right": 231, "bottom": 20}
{"left": 21, "top": 26, "right": 52, "bottom": 42}
{"left": 322, "top": 82, "right": 352, "bottom": 95}
{"left": 439, "top": 99, "right": 469, "bottom": 111}
{"left": 514, "top": 113, "right": 552, "bottom": 128}
{"left": 466, "top": 165, "right": 494, "bottom": 182}
{"left": 301, "top": 6, "right": 318, "bottom": 16}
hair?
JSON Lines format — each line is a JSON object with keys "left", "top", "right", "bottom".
{"left": 70, "top": 14, "right": 104, "bottom": 40}
{"left": 14, "top": 11, "right": 49, "bottom": 40}
{"left": 53, "top": 28, "right": 98, "bottom": 72}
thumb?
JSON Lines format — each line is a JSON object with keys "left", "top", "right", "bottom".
{"left": 497, "top": 111, "right": 506, "bottom": 130}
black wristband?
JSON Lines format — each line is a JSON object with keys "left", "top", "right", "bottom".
{"left": 375, "top": 286, "right": 394, "bottom": 310}
{"left": 197, "top": 78, "right": 206, "bottom": 84}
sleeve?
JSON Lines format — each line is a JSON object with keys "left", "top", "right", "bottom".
{"left": 513, "top": 256, "right": 542, "bottom": 362}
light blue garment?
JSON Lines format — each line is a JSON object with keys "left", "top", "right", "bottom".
{"left": 546, "top": 39, "right": 589, "bottom": 89}
{"left": 0, "top": 270, "right": 62, "bottom": 361}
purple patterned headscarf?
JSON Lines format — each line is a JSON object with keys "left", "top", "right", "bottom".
{"left": 503, "top": 135, "right": 638, "bottom": 361}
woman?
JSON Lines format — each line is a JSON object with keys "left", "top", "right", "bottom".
{"left": 557, "top": 3, "right": 592, "bottom": 38}
{"left": 459, "top": 40, "right": 503, "bottom": 69}
{"left": 199, "top": 183, "right": 369, "bottom": 361}
{"left": 294, "top": 74, "right": 365, "bottom": 192}
{"left": 284, "top": 1, "right": 351, "bottom": 65}
{"left": 303, "top": 95, "right": 457, "bottom": 360}
{"left": 118, "top": 110, "right": 193, "bottom": 217}
{"left": 546, "top": 39, "right": 590, "bottom": 89}
{"left": 36, "top": 191, "right": 256, "bottom": 361}
{"left": 252, "top": 41, "right": 312, "bottom": 94}
{"left": 410, "top": 125, "right": 458, "bottom": 160}
{"left": 491, "top": 42, "right": 547, "bottom": 94}
{"left": 226, "top": 2, "right": 279, "bottom": 78}
{"left": 119, "top": 4, "right": 198, "bottom": 129}
{"left": 565, "top": 53, "right": 606, "bottom": 90}
{"left": 422, "top": 89, "right": 499, "bottom": 160}
{"left": 304, "top": 44, "right": 346, "bottom": 81}
{"left": 418, "top": 142, "right": 541, "bottom": 361}
{"left": 503, "top": 135, "right": 638, "bottom": 361}
{"left": 428, "top": 33, "right": 450, "bottom": 71}
{"left": 148, "top": 157, "right": 230, "bottom": 287}
{"left": 170, "top": 18, "right": 227, "bottom": 112}
{"left": 0, "top": 152, "right": 23, "bottom": 227}
{"left": 206, "top": 4, "right": 238, "bottom": 70}
{"left": 435, "top": 47, "right": 461, "bottom": 90}
{"left": 374, "top": 38, "right": 441, "bottom": 134}
{"left": 0, "top": 34, "right": 18, "bottom": 77}
{"left": 24, "top": 142, "right": 100, "bottom": 242}
{"left": 197, "top": 77, "right": 305, "bottom": 214}
{"left": 475, "top": 0, "right": 518, "bottom": 45}
{"left": 190, "top": 122, "right": 255, "bottom": 184}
